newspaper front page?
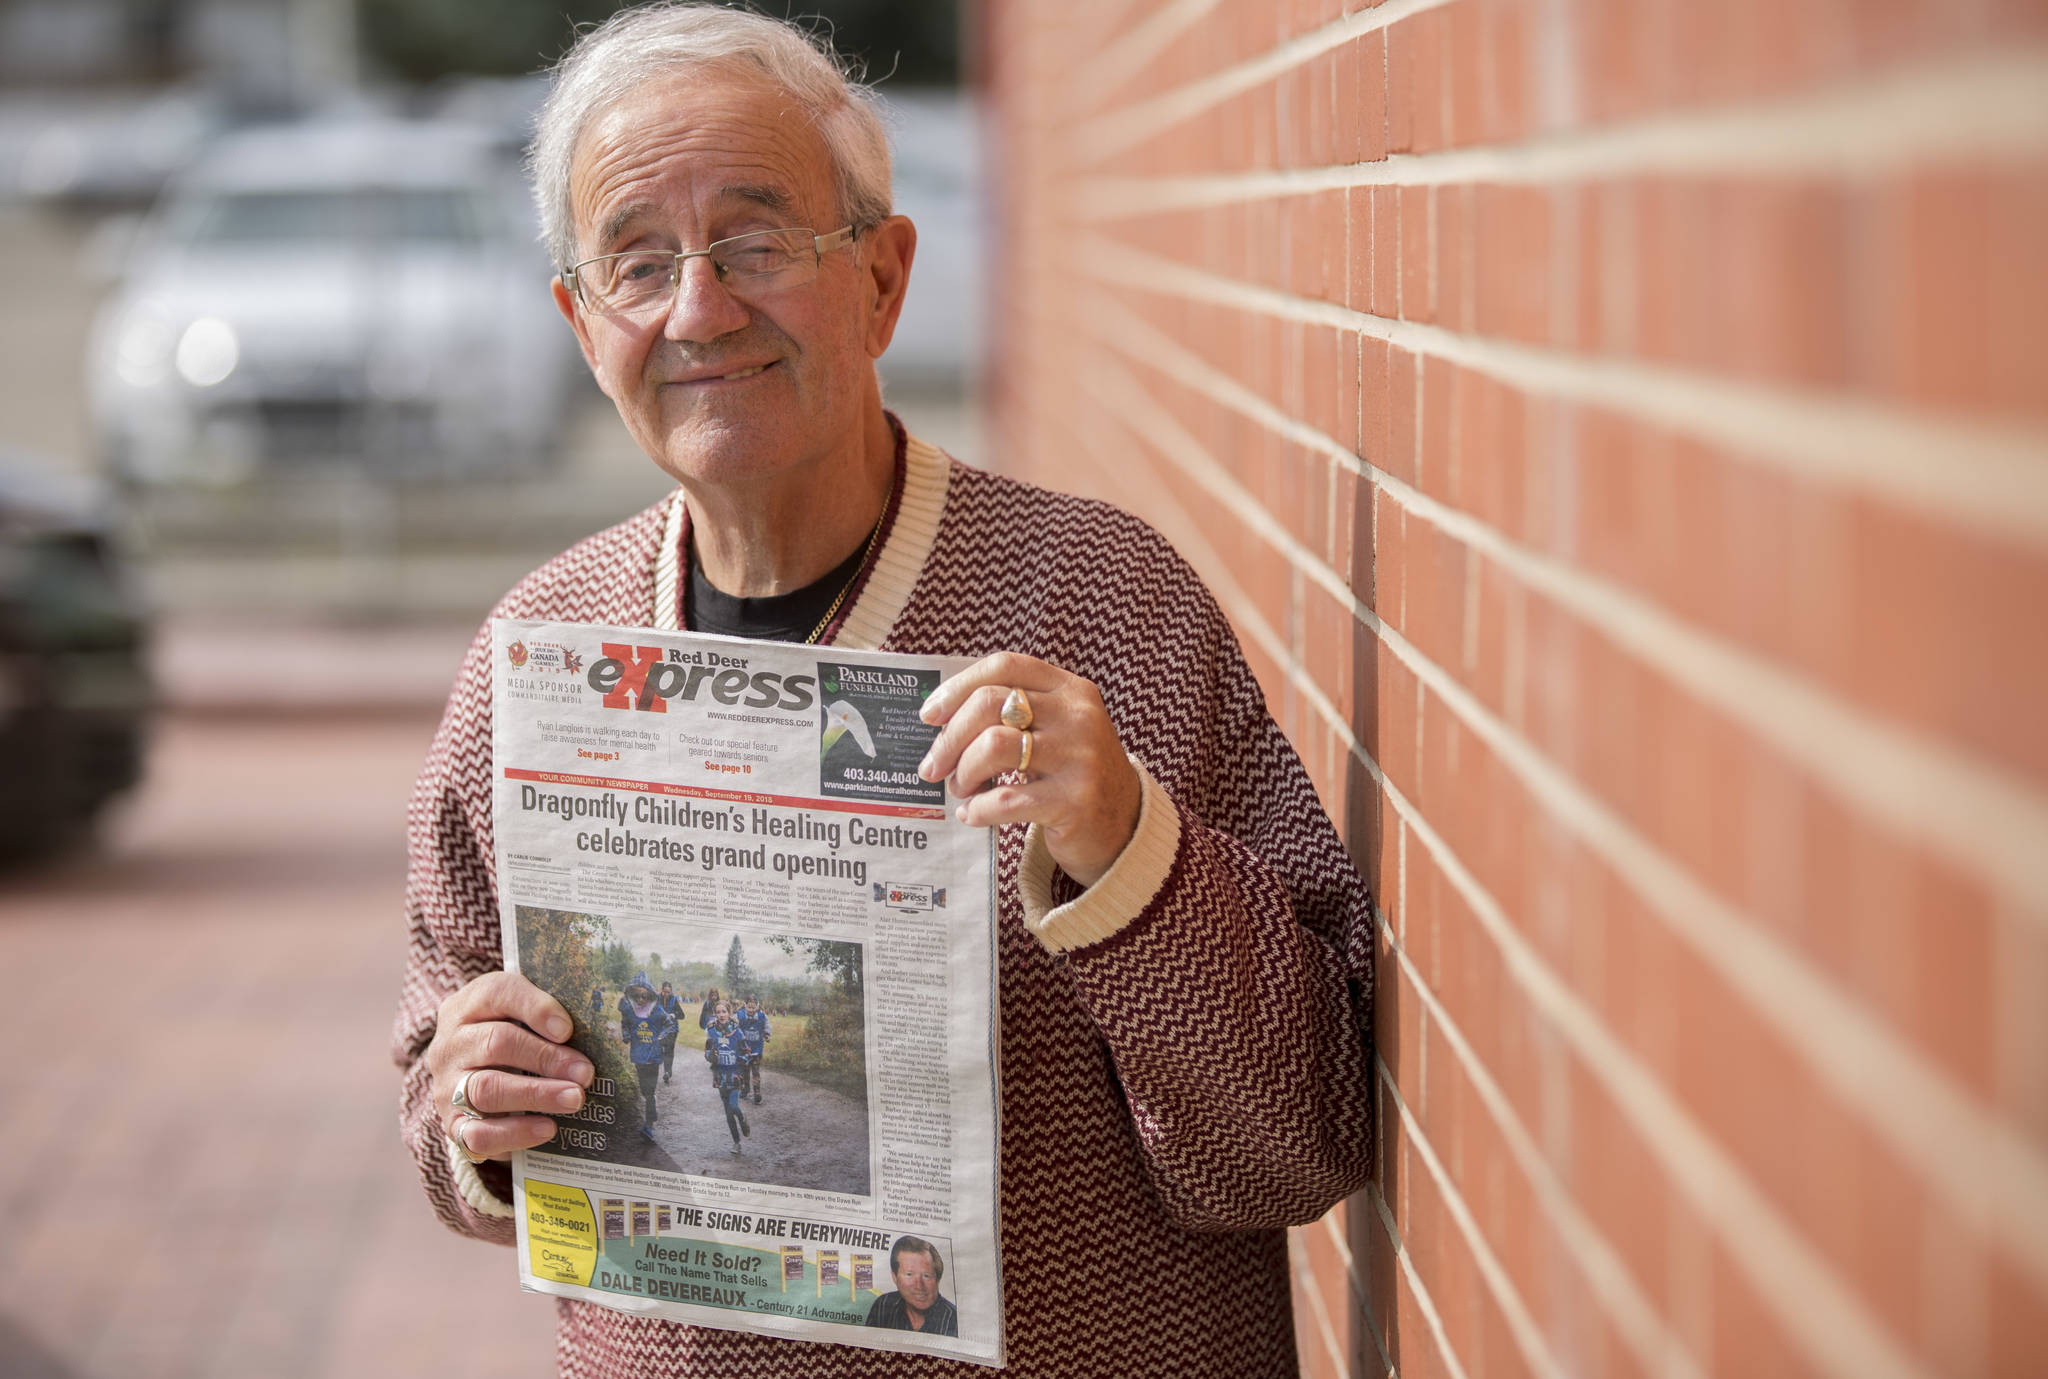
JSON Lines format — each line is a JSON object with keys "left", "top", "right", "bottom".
{"left": 490, "top": 618, "right": 1004, "bottom": 1367}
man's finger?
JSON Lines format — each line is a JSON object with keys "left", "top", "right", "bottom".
{"left": 464, "top": 1067, "right": 588, "bottom": 1115}
{"left": 954, "top": 782, "right": 1045, "bottom": 831}
{"left": 947, "top": 725, "right": 1040, "bottom": 798}
{"left": 918, "top": 652, "right": 1065, "bottom": 726}
{"left": 451, "top": 1112, "right": 559, "bottom": 1161}
{"left": 919, "top": 683, "right": 1016, "bottom": 783}
{"left": 457, "top": 1019, "right": 596, "bottom": 1085}
{"left": 443, "top": 970, "right": 577, "bottom": 1044}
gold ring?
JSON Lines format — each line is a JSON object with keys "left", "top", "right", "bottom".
{"left": 1016, "top": 729, "right": 1033, "bottom": 777}
{"left": 1001, "top": 687, "right": 1034, "bottom": 731}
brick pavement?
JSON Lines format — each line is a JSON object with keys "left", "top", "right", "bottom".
{"left": 0, "top": 716, "right": 557, "bottom": 1379}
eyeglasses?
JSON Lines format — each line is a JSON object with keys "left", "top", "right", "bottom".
{"left": 562, "top": 225, "right": 861, "bottom": 316}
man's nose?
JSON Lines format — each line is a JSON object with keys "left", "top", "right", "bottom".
{"left": 663, "top": 253, "right": 751, "bottom": 343}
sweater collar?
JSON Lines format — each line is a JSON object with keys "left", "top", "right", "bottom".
{"left": 651, "top": 416, "right": 952, "bottom": 647}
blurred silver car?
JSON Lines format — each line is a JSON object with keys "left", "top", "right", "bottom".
{"left": 88, "top": 118, "right": 581, "bottom": 484}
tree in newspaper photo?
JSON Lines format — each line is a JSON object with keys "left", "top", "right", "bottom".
{"left": 516, "top": 906, "right": 871, "bottom": 1195}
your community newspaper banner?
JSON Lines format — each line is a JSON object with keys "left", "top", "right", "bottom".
{"left": 491, "top": 619, "right": 1004, "bottom": 1367}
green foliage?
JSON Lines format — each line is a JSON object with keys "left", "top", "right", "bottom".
{"left": 360, "top": 0, "right": 616, "bottom": 81}
{"left": 770, "top": 989, "right": 866, "bottom": 1100}
{"left": 516, "top": 905, "right": 612, "bottom": 1008}
{"left": 724, "top": 934, "right": 752, "bottom": 991}
{"left": 600, "top": 940, "right": 635, "bottom": 988}
{"left": 513, "top": 906, "right": 645, "bottom": 1136}
{"left": 359, "top": 0, "right": 960, "bottom": 85}
{"left": 764, "top": 934, "right": 863, "bottom": 993}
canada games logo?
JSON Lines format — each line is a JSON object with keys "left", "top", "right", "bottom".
{"left": 507, "top": 641, "right": 585, "bottom": 674}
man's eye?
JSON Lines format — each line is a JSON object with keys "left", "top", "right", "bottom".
{"left": 727, "top": 246, "right": 789, "bottom": 270}
{"left": 617, "top": 257, "right": 670, "bottom": 283}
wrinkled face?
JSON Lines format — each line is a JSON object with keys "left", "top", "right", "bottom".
{"left": 555, "top": 71, "right": 880, "bottom": 490}
{"left": 893, "top": 1250, "right": 939, "bottom": 1312}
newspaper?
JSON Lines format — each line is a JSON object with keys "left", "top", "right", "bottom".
{"left": 490, "top": 618, "right": 1004, "bottom": 1367}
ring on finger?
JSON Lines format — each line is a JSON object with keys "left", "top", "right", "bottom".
{"left": 1000, "top": 687, "right": 1034, "bottom": 731}
{"left": 449, "top": 1112, "right": 490, "bottom": 1165}
{"left": 451, "top": 1068, "right": 483, "bottom": 1117}
{"left": 1016, "top": 728, "right": 1033, "bottom": 777}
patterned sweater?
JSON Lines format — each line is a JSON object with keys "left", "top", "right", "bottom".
{"left": 394, "top": 434, "right": 1376, "bottom": 1377}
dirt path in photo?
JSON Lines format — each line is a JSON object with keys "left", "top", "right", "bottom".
{"left": 645, "top": 1065, "right": 871, "bottom": 1195}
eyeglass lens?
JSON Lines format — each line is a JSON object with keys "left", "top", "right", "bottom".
{"left": 579, "top": 229, "right": 820, "bottom": 314}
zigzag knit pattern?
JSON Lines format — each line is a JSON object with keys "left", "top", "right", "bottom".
{"left": 394, "top": 459, "right": 1376, "bottom": 1377}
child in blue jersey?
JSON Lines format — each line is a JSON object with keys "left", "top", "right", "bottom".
{"left": 736, "top": 994, "right": 771, "bottom": 1104}
{"left": 703, "top": 1000, "right": 751, "bottom": 1152}
{"left": 618, "top": 972, "right": 678, "bottom": 1140}
{"left": 697, "top": 986, "right": 723, "bottom": 1088}
{"left": 657, "top": 982, "right": 684, "bottom": 1084}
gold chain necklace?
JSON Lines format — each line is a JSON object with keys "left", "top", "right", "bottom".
{"left": 802, "top": 478, "right": 892, "bottom": 643}
{"left": 654, "top": 470, "right": 893, "bottom": 643}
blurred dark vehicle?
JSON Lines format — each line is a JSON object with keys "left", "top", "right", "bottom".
{"left": 0, "top": 457, "right": 152, "bottom": 861}
{"left": 88, "top": 117, "right": 581, "bottom": 485}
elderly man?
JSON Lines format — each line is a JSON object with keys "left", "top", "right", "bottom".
{"left": 394, "top": 5, "right": 1374, "bottom": 1377}
{"left": 865, "top": 1236, "right": 958, "bottom": 1337}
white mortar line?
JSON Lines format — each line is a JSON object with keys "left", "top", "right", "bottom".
{"left": 1371, "top": 1182, "right": 1476, "bottom": 1379}
{"left": 1081, "top": 381, "right": 1851, "bottom": 1376}
{"left": 1363, "top": 757, "right": 1929, "bottom": 1379}
{"left": 1290, "top": 1229, "right": 1355, "bottom": 1379}
{"left": 1067, "top": 48, "right": 2048, "bottom": 215}
{"left": 1373, "top": 1058, "right": 1576, "bottom": 1379}
{"left": 1354, "top": 1211, "right": 1400, "bottom": 1379}
{"left": 1067, "top": 0, "right": 1229, "bottom": 113}
{"left": 1068, "top": 392, "right": 1804, "bottom": 1379}
{"left": 1073, "top": 339, "right": 2048, "bottom": 1300}
{"left": 1077, "top": 285, "right": 2048, "bottom": 919}
{"left": 1075, "top": 236, "right": 2048, "bottom": 550}
{"left": 1378, "top": 923, "right": 1706, "bottom": 1379}
{"left": 1070, "top": 0, "right": 1457, "bottom": 163}
{"left": 1321, "top": 1209, "right": 1362, "bottom": 1295}
{"left": 1355, "top": 1186, "right": 1402, "bottom": 1378}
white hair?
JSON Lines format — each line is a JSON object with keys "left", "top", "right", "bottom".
{"left": 531, "top": 2, "right": 894, "bottom": 270}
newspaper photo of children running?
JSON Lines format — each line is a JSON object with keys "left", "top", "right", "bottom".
{"left": 514, "top": 905, "right": 871, "bottom": 1195}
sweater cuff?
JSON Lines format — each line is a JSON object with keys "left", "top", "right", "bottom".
{"left": 447, "top": 1135, "right": 518, "bottom": 1220}
{"left": 1019, "top": 757, "right": 1180, "bottom": 954}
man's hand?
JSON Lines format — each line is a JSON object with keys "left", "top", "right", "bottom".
{"left": 918, "top": 652, "right": 1142, "bottom": 888}
{"left": 426, "top": 971, "right": 594, "bottom": 1163}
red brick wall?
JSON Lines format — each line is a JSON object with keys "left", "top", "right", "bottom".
{"left": 982, "top": 2, "right": 2048, "bottom": 1375}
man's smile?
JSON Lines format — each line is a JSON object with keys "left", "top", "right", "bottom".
{"left": 662, "top": 358, "right": 782, "bottom": 387}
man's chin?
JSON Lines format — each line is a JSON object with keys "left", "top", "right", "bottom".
{"left": 636, "top": 400, "right": 857, "bottom": 491}
{"left": 635, "top": 414, "right": 789, "bottom": 486}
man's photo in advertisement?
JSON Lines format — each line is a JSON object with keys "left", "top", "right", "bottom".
{"left": 862, "top": 1234, "right": 959, "bottom": 1337}
{"left": 515, "top": 906, "right": 870, "bottom": 1194}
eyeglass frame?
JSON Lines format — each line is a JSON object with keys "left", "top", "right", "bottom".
{"left": 559, "top": 223, "right": 867, "bottom": 316}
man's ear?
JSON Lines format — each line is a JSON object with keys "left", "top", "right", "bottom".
{"left": 861, "top": 215, "right": 917, "bottom": 359}
{"left": 552, "top": 275, "right": 606, "bottom": 381}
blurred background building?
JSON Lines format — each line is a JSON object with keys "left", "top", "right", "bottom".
{"left": 4, "top": 0, "right": 2046, "bottom": 1376}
